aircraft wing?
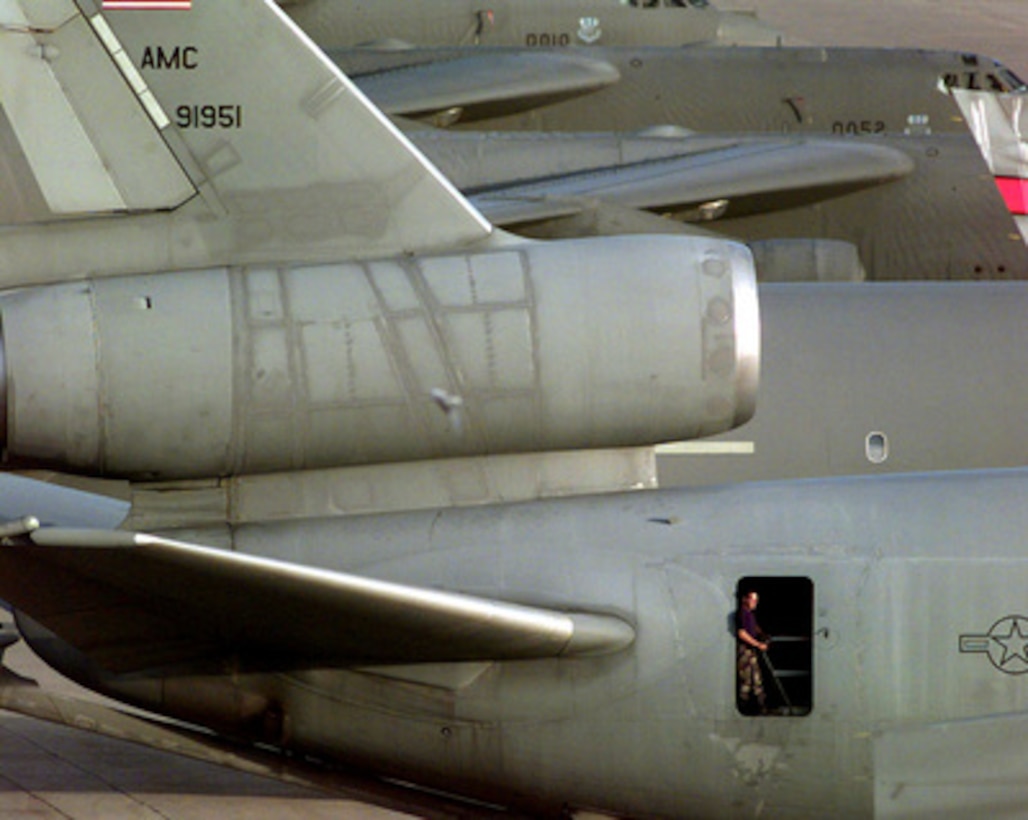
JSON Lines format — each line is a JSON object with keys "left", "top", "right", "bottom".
{"left": 0, "top": 522, "right": 633, "bottom": 676}
{"left": 464, "top": 137, "right": 916, "bottom": 227}
{"left": 349, "top": 50, "right": 620, "bottom": 123}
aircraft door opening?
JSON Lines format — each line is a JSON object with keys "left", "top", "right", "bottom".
{"left": 735, "top": 576, "right": 813, "bottom": 716}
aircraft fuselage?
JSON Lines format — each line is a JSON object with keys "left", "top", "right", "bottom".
{"left": 338, "top": 46, "right": 1025, "bottom": 134}
{"left": 414, "top": 129, "right": 1028, "bottom": 281}
{"left": 283, "top": 0, "right": 781, "bottom": 49}
{"left": 660, "top": 281, "right": 1028, "bottom": 486}
{"left": 20, "top": 468, "right": 1028, "bottom": 817}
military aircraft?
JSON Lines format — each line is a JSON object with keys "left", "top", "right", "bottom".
{"left": 333, "top": 44, "right": 1028, "bottom": 133}
{"left": 277, "top": 0, "right": 785, "bottom": 49}
{"left": 658, "top": 281, "right": 1028, "bottom": 486}
{"left": 410, "top": 127, "right": 1028, "bottom": 281}
{"left": 0, "top": 0, "right": 756, "bottom": 474}
{"left": 3, "top": 2, "right": 1028, "bottom": 819}
{"left": 7, "top": 465, "right": 1028, "bottom": 818}
{"left": 333, "top": 44, "right": 1028, "bottom": 256}
{"left": 952, "top": 86, "right": 1028, "bottom": 243}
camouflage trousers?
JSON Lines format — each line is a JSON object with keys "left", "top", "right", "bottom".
{"left": 737, "top": 644, "right": 766, "bottom": 712}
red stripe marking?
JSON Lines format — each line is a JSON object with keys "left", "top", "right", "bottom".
{"left": 995, "top": 177, "right": 1028, "bottom": 215}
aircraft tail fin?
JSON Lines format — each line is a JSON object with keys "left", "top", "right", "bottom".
{"left": 951, "top": 89, "right": 1028, "bottom": 244}
{"left": 0, "top": 0, "right": 491, "bottom": 263}
{"left": 0, "top": 3, "right": 197, "bottom": 223}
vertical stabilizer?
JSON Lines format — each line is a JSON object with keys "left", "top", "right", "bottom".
{"left": 2, "top": 0, "right": 492, "bottom": 266}
{"left": 0, "top": 0, "right": 195, "bottom": 221}
{"left": 952, "top": 89, "right": 1028, "bottom": 245}
{"left": 78, "top": 0, "right": 492, "bottom": 258}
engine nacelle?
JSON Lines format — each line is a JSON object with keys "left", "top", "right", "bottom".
{"left": 0, "top": 235, "right": 758, "bottom": 479}
{"left": 749, "top": 239, "right": 866, "bottom": 283}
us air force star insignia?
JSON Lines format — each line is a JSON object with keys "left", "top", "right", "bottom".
{"left": 959, "top": 615, "right": 1028, "bottom": 674}
{"left": 577, "top": 17, "right": 601, "bottom": 44}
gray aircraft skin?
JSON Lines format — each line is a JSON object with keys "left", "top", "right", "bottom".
{"left": 410, "top": 128, "right": 1028, "bottom": 281}
{"left": 335, "top": 44, "right": 1028, "bottom": 266}
{"left": 5, "top": 468, "right": 1028, "bottom": 818}
{"left": 658, "top": 282, "right": 1028, "bottom": 486}
{"left": 279, "top": 0, "right": 785, "bottom": 49}
{"left": 0, "top": 1, "right": 757, "bottom": 478}
{"left": 3, "top": 3, "right": 1028, "bottom": 819}
{"left": 333, "top": 45, "right": 1028, "bottom": 134}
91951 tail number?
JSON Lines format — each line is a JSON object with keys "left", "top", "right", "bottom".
{"left": 175, "top": 104, "right": 243, "bottom": 129}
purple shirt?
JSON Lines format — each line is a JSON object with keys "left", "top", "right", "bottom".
{"left": 737, "top": 607, "right": 761, "bottom": 641}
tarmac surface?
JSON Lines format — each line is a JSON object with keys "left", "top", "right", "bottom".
{"left": 2, "top": 2, "right": 1023, "bottom": 817}
{"left": 0, "top": 712, "right": 411, "bottom": 820}
{"left": 0, "top": 615, "right": 428, "bottom": 820}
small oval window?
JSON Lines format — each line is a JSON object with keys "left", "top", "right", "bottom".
{"left": 865, "top": 431, "right": 888, "bottom": 464}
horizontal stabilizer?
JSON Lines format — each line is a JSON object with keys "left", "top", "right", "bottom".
{"left": 0, "top": 527, "right": 634, "bottom": 674}
{"left": 352, "top": 50, "right": 620, "bottom": 123}
{"left": 468, "top": 137, "right": 915, "bottom": 226}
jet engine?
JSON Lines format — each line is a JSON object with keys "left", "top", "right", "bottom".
{"left": 0, "top": 235, "right": 758, "bottom": 480}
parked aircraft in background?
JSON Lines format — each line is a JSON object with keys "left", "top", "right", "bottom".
{"left": 334, "top": 45, "right": 1028, "bottom": 248}
{"left": 334, "top": 45, "right": 1027, "bottom": 133}
{"left": 410, "top": 128, "right": 1028, "bottom": 280}
{"left": 952, "top": 87, "right": 1028, "bottom": 242}
{"left": 2, "top": 3, "right": 1028, "bottom": 819}
{"left": 278, "top": 0, "right": 785, "bottom": 49}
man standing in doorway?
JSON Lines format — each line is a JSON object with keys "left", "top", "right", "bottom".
{"left": 736, "top": 589, "right": 769, "bottom": 714}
